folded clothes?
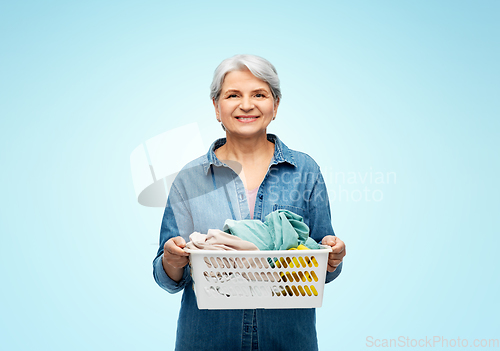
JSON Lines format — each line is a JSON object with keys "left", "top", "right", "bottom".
{"left": 185, "top": 229, "right": 260, "bottom": 251}
{"left": 223, "top": 209, "right": 321, "bottom": 250}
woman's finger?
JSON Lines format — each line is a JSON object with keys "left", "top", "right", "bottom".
{"left": 329, "top": 253, "right": 346, "bottom": 261}
{"left": 165, "top": 237, "right": 189, "bottom": 256}
{"left": 172, "top": 236, "right": 187, "bottom": 248}
{"left": 321, "top": 235, "right": 337, "bottom": 247}
{"left": 166, "top": 256, "right": 189, "bottom": 268}
{"left": 330, "top": 239, "right": 345, "bottom": 254}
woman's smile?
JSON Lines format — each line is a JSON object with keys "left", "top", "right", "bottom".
{"left": 235, "top": 115, "right": 259, "bottom": 122}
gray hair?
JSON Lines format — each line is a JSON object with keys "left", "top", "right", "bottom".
{"left": 210, "top": 54, "right": 282, "bottom": 104}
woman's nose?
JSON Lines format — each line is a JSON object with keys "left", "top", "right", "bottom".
{"left": 239, "top": 96, "right": 254, "bottom": 111}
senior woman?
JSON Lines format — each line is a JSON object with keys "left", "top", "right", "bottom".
{"left": 153, "top": 54, "right": 346, "bottom": 351}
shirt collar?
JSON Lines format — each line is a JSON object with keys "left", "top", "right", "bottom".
{"left": 202, "top": 134, "right": 297, "bottom": 175}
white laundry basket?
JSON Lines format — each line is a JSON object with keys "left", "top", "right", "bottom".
{"left": 186, "top": 246, "right": 331, "bottom": 310}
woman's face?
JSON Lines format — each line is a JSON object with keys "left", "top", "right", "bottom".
{"left": 214, "top": 69, "right": 279, "bottom": 138}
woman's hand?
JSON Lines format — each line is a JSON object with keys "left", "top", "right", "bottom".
{"left": 162, "top": 237, "right": 190, "bottom": 282}
{"left": 322, "top": 235, "right": 346, "bottom": 272}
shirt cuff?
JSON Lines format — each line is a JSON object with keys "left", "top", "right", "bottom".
{"left": 153, "top": 254, "right": 191, "bottom": 294}
{"left": 325, "top": 261, "right": 343, "bottom": 284}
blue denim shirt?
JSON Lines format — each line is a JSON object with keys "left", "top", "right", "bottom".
{"left": 153, "top": 134, "right": 342, "bottom": 351}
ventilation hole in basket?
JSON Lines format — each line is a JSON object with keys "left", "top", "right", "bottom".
{"left": 235, "top": 258, "right": 243, "bottom": 268}
{"left": 297, "top": 285, "right": 306, "bottom": 296}
{"left": 298, "top": 271, "right": 306, "bottom": 282}
{"left": 203, "top": 271, "right": 210, "bottom": 282}
{"left": 311, "top": 256, "right": 318, "bottom": 267}
{"left": 248, "top": 258, "right": 256, "bottom": 268}
{"left": 286, "top": 257, "right": 293, "bottom": 267}
{"left": 304, "top": 285, "right": 312, "bottom": 296}
{"left": 203, "top": 257, "right": 212, "bottom": 268}
{"left": 222, "top": 272, "right": 229, "bottom": 282}
{"left": 204, "top": 286, "right": 213, "bottom": 296}
{"left": 254, "top": 286, "right": 263, "bottom": 297}
{"left": 229, "top": 257, "right": 236, "bottom": 268}
{"left": 291, "top": 285, "right": 300, "bottom": 296}
{"left": 279, "top": 285, "right": 287, "bottom": 296}
{"left": 298, "top": 256, "right": 306, "bottom": 268}
{"left": 292, "top": 271, "right": 300, "bottom": 282}
{"left": 272, "top": 286, "right": 281, "bottom": 297}
{"left": 285, "top": 272, "right": 293, "bottom": 282}
{"left": 210, "top": 257, "right": 218, "bottom": 268}
{"left": 242, "top": 257, "right": 250, "bottom": 269}
{"left": 207, "top": 271, "right": 217, "bottom": 283}
{"left": 254, "top": 258, "right": 262, "bottom": 269}
{"left": 280, "top": 272, "right": 287, "bottom": 282}
{"left": 310, "top": 271, "right": 318, "bottom": 282}
{"left": 222, "top": 257, "right": 230, "bottom": 268}
{"left": 248, "top": 272, "right": 256, "bottom": 281}
{"left": 260, "top": 272, "right": 268, "bottom": 282}
{"left": 310, "top": 285, "right": 318, "bottom": 296}
{"left": 267, "top": 272, "right": 275, "bottom": 282}
{"left": 304, "top": 271, "right": 312, "bottom": 282}
{"left": 285, "top": 285, "right": 293, "bottom": 296}
{"left": 273, "top": 257, "right": 280, "bottom": 268}
{"left": 216, "top": 272, "right": 223, "bottom": 282}
{"left": 216, "top": 257, "right": 224, "bottom": 268}
{"left": 241, "top": 272, "right": 249, "bottom": 281}
{"left": 292, "top": 257, "right": 300, "bottom": 268}
{"left": 253, "top": 273, "right": 261, "bottom": 282}
{"left": 304, "top": 256, "right": 312, "bottom": 267}
{"left": 273, "top": 272, "right": 281, "bottom": 282}
{"left": 261, "top": 257, "right": 270, "bottom": 268}
{"left": 266, "top": 258, "right": 274, "bottom": 268}
{"left": 279, "top": 257, "right": 288, "bottom": 268}
{"left": 214, "top": 286, "right": 225, "bottom": 297}
{"left": 216, "top": 286, "right": 231, "bottom": 297}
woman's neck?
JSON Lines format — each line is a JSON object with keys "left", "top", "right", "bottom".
{"left": 216, "top": 132, "right": 274, "bottom": 164}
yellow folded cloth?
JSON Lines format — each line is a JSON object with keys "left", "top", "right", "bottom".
{"left": 288, "top": 244, "right": 310, "bottom": 251}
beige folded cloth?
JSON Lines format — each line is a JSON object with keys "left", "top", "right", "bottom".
{"left": 185, "top": 229, "right": 259, "bottom": 251}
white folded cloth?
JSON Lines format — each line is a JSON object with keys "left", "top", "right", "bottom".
{"left": 185, "top": 229, "right": 259, "bottom": 251}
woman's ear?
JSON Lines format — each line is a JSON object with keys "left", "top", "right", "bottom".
{"left": 273, "top": 97, "right": 280, "bottom": 117}
{"left": 213, "top": 99, "right": 220, "bottom": 121}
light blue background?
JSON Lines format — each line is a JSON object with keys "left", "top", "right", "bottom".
{"left": 1, "top": 1, "right": 498, "bottom": 350}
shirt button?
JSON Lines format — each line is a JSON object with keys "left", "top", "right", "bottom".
{"left": 239, "top": 194, "right": 244, "bottom": 200}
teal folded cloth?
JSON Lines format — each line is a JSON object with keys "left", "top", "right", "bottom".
{"left": 222, "top": 209, "right": 321, "bottom": 250}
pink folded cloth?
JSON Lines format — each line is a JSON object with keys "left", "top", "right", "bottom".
{"left": 185, "top": 229, "right": 259, "bottom": 251}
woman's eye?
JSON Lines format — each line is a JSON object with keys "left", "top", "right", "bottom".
{"left": 227, "top": 94, "right": 238, "bottom": 98}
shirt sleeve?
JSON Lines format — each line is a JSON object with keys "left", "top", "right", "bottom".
{"left": 152, "top": 183, "right": 194, "bottom": 294}
{"left": 307, "top": 171, "right": 343, "bottom": 284}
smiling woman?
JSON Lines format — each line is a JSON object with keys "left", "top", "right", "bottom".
{"left": 152, "top": 54, "right": 346, "bottom": 351}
